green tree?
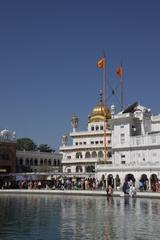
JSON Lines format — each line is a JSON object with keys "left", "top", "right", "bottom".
{"left": 38, "top": 144, "right": 54, "bottom": 153}
{"left": 16, "top": 138, "right": 37, "bottom": 151}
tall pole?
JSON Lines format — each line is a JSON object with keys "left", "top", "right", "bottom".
{"left": 103, "top": 56, "right": 107, "bottom": 161}
{"left": 120, "top": 73, "right": 123, "bottom": 111}
{"left": 97, "top": 55, "right": 107, "bottom": 161}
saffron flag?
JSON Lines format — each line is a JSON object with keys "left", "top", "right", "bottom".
{"left": 97, "top": 57, "right": 105, "bottom": 68}
{"left": 116, "top": 65, "right": 123, "bottom": 78}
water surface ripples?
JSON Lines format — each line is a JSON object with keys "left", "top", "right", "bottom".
{"left": 0, "top": 194, "right": 160, "bottom": 240}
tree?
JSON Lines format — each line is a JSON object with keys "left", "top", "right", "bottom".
{"left": 38, "top": 144, "right": 54, "bottom": 153}
{"left": 16, "top": 138, "right": 37, "bottom": 151}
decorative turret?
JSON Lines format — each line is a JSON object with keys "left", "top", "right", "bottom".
{"left": 71, "top": 113, "right": 79, "bottom": 132}
{"left": 61, "top": 134, "right": 68, "bottom": 146}
{"left": 111, "top": 104, "right": 116, "bottom": 117}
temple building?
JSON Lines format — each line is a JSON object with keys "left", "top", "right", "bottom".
{"left": 59, "top": 92, "right": 112, "bottom": 175}
{"left": 60, "top": 95, "right": 160, "bottom": 191}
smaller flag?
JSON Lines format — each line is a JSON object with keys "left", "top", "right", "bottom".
{"left": 116, "top": 65, "right": 123, "bottom": 78}
{"left": 97, "top": 57, "right": 105, "bottom": 68}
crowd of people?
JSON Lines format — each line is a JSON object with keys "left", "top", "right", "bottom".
{"left": 0, "top": 177, "right": 106, "bottom": 191}
{"left": 0, "top": 175, "right": 160, "bottom": 196}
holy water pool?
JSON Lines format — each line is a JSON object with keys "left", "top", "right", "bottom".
{"left": 0, "top": 194, "right": 160, "bottom": 240}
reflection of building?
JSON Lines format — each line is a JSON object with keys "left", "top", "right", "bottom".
{"left": 0, "top": 129, "right": 16, "bottom": 173}
{"left": 60, "top": 96, "right": 160, "bottom": 191}
{"left": 60, "top": 92, "right": 112, "bottom": 175}
{"left": 16, "top": 150, "right": 62, "bottom": 173}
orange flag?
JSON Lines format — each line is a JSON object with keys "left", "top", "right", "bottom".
{"left": 116, "top": 65, "right": 123, "bottom": 78}
{"left": 97, "top": 57, "right": 105, "bottom": 68}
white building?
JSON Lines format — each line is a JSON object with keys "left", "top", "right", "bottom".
{"left": 60, "top": 92, "right": 112, "bottom": 176}
{"left": 60, "top": 98, "right": 160, "bottom": 191}
{"left": 16, "top": 150, "right": 62, "bottom": 173}
{"left": 97, "top": 102, "right": 160, "bottom": 191}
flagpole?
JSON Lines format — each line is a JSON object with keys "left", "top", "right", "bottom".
{"left": 120, "top": 64, "right": 124, "bottom": 111}
{"left": 103, "top": 56, "right": 107, "bottom": 161}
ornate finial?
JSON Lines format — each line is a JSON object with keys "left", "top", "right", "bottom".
{"left": 111, "top": 104, "right": 116, "bottom": 117}
{"left": 99, "top": 89, "right": 103, "bottom": 104}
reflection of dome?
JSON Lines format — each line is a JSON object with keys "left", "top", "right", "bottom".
{"left": 88, "top": 103, "right": 111, "bottom": 123}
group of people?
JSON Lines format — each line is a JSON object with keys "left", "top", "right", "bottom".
{"left": 122, "top": 180, "right": 136, "bottom": 197}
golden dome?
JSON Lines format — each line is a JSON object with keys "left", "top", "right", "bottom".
{"left": 88, "top": 103, "right": 111, "bottom": 123}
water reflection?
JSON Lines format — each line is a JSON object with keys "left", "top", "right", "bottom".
{"left": 0, "top": 194, "right": 160, "bottom": 240}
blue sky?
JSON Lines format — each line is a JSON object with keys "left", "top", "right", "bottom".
{"left": 0, "top": 1, "right": 160, "bottom": 150}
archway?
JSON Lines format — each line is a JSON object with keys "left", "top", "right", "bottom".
{"left": 107, "top": 174, "right": 114, "bottom": 188}
{"left": 115, "top": 174, "right": 121, "bottom": 188}
{"left": 76, "top": 165, "right": 83, "bottom": 173}
{"left": 98, "top": 151, "right": 103, "bottom": 159}
{"left": 92, "top": 151, "right": 97, "bottom": 158}
{"left": 140, "top": 174, "right": 148, "bottom": 191}
{"left": 85, "top": 152, "right": 90, "bottom": 158}
{"left": 76, "top": 152, "right": 82, "bottom": 159}
{"left": 150, "top": 174, "right": 158, "bottom": 192}
{"left": 125, "top": 174, "right": 135, "bottom": 185}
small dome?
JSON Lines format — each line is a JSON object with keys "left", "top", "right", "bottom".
{"left": 88, "top": 103, "right": 111, "bottom": 123}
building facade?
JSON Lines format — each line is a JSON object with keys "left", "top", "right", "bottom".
{"left": 0, "top": 129, "right": 16, "bottom": 173}
{"left": 60, "top": 99, "right": 160, "bottom": 191}
{"left": 16, "top": 150, "right": 62, "bottom": 173}
{"left": 60, "top": 93, "right": 112, "bottom": 175}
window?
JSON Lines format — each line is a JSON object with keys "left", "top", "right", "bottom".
{"left": 121, "top": 154, "right": 125, "bottom": 164}
{"left": 76, "top": 152, "right": 82, "bottom": 159}
{"left": 92, "top": 151, "right": 97, "bottom": 158}
{"left": 75, "top": 142, "right": 78, "bottom": 145}
{"left": 85, "top": 152, "right": 90, "bottom": 158}
{"left": 95, "top": 141, "right": 99, "bottom": 144}
{"left": 91, "top": 126, "right": 94, "bottom": 131}
{"left": 100, "top": 126, "right": 103, "bottom": 130}
{"left": 48, "top": 159, "right": 51, "bottom": 165}
{"left": 120, "top": 133, "right": 125, "bottom": 144}
{"left": 107, "top": 152, "right": 112, "bottom": 158}
{"left": 34, "top": 159, "right": 38, "bottom": 166}
{"left": 120, "top": 125, "right": 124, "bottom": 128}
{"left": 83, "top": 142, "right": 86, "bottom": 145}
{"left": 98, "top": 151, "right": 103, "bottom": 158}
{"left": 96, "top": 126, "right": 99, "bottom": 131}
{"left": 67, "top": 156, "right": 71, "bottom": 159}
{"left": 19, "top": 158, "right": 23, "bottom": 165}
{"left": 108, "top": 140, "right": 111, "bottom": 144}
{"left": 100, "top": 141, "right": 103, "bottom": 144}
{"left": 91, "top": 141, "right": 94, "bottom": 144}
{"left": 67, "top": 169, "right": 71, "bottom": 173}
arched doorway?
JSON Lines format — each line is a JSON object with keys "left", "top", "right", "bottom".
{"left": 139, "top": 174, "right": 148, "bottom": 191}
{"left": 76, "top": 165, "right": 83, "bottom": 173}
{"left": 115, "top": 174, "right": 121, "bottom": 189}
{"left": 125, "top": 174, "right": 135, "bottom": 185}
{"left": 107, "top": 174, "right": 114, "bottom": 188}
{"left": 150, "top": 174, "right": 158, "bottom": 192}
{"left": 98, "top": 151, "right": 103, "bottom": 159}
